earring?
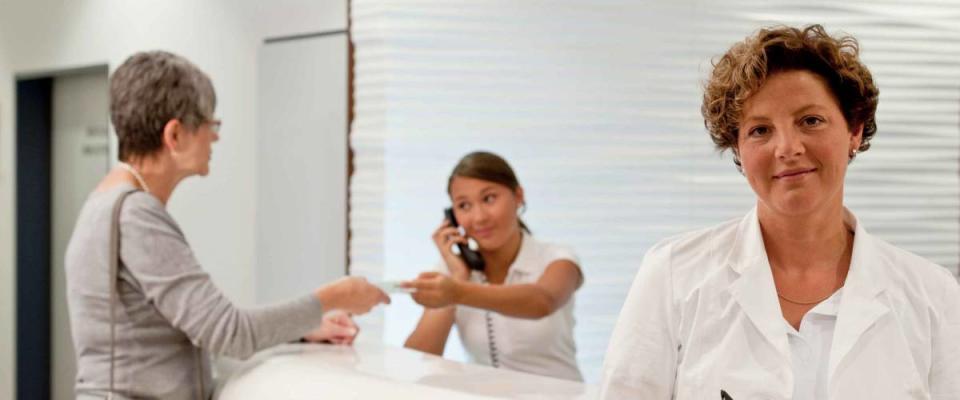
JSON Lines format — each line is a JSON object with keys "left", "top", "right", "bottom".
{"left": 732, "top": 154, "right": 744, "bottom": 176}
{"left": 517, "top": 204, "right": 527, "bottom": 216}
{"left": 849, "top": 148, "right": 858, "bottom": 161}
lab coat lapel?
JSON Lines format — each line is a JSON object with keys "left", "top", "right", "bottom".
{"left": 828, "top": 211, "right": 889, "bottom": 382}
{"left": 727, "top": 208, "right": 791, "bottom": 360}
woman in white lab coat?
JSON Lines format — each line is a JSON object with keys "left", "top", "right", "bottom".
{"left": 600, "top": 25, "right": 960, "bottom": 400}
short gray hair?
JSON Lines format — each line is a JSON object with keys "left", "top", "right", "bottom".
{"left": 110, "top": 51, "right": 217, "bottom": 160}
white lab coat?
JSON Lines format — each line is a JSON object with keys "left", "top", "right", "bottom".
{"left": 600, "top": 207, "right": 960, "bottom": 399}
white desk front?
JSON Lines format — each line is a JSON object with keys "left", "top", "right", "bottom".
{"left": 217, "top": 342, "right": 597, "bottom": 399}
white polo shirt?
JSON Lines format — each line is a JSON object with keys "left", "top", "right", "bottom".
{"left": 441, "top": 232, "right": 583, "bottom": 381}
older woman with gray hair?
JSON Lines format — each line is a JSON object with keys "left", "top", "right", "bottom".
{"left": 65, "top": 51, "right": 390, "bottom": 399}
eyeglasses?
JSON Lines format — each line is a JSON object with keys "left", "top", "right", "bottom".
{"left": 207, "top": 119, "right": 222, "bottom": 134}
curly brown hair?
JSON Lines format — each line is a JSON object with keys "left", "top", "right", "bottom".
{"left": 110, "top": 51, "right": 217, "bottom": 161}
{"left": 701, "top": 25, "right": 879, "bottom": 164}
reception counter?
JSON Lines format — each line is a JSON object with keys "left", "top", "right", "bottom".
{"left": 217, "top": 342, "right": 597, "bottom": 399}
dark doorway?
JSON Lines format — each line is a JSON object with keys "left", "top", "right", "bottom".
{"left": 16, "top": 77, "right": 54, "bottom": 400}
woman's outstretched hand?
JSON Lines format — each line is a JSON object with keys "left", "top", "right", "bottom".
{"left": 314, "top": 276, "right": 390, "bottom": 315}
{"left": 401, "top": 272, "right": 462, "bottom": 308}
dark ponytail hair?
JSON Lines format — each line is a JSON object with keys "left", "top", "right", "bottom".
{"left": 447, "top": 151, "right": 531, "bottom": 234}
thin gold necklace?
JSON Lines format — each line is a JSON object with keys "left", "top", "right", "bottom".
{"left": 777, "top": 283, "right": 839, "bottom": 305}
{"left": 775, "top": 230, "right": 853, "bottom": 306}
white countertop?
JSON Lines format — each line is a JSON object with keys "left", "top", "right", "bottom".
{"left": 217, "top": 342, "right": 597, "bottom": 399}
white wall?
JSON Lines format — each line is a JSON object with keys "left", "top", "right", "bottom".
{"left": 0, "top": 29, "right": 15, "bottom": 400}
{"left": 255, "top": 36, "right": 349, "bottom": 303}
{"left": 0, "top": 1, "right": 346, "bottom": 399}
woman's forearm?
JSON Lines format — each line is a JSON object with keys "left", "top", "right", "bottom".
{"left": 454, "top": 282, "right": 559, "bottom": 319}
{"left": 404, "top": 307, "right": 456, "bottom": 355}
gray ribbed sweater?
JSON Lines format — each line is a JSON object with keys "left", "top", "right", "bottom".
{"left": 65, "top": 183, "right": 326, "bottom": 399}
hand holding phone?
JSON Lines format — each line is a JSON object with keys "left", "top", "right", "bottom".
{"left": 436, "top": 208, "right": 485, "bottom": 272}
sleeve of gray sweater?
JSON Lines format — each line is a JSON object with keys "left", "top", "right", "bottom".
{"left": 117, "top": 191, "right": 327, "bottom": 359}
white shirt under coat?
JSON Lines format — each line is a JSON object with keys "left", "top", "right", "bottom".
{"left": 441, "top": 232, "right": 584, "bottom": 381}
{"left": 600, "top": 207, "right": 960, "bottom": 399}
{"left": 788, "top": 288, "right": 841, "bottom": 400}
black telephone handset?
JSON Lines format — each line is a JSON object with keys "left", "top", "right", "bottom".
{"left": 444, "top": 208, "right": 486, "bottom": 271}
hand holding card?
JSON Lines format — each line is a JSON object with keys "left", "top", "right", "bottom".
{"left": 374, "top": 280, "right": 416, "bottom": 294}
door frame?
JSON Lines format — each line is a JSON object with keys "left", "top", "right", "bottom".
{"left": 15, "top": 64, "right": 108, "bottom": 400}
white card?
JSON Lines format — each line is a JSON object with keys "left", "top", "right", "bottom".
{"left": 374, "top": 280, "right": 416, "bottom": 294}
